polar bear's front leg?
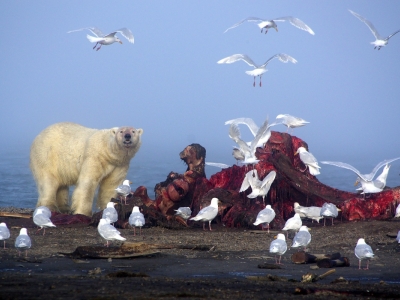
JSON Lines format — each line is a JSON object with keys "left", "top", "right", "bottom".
{"left": 71, "top": 176, "right": 100, "bottom": 216}
{"left": 97, "top": 167, "right": 129, "bottom": 209}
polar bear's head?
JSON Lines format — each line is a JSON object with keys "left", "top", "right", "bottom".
{"left": 113, "top": 126, "right": 143, "bottom": 149}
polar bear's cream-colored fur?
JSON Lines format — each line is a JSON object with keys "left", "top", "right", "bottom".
{"left": 30, "top": 122, "right": 143, "bottom": 216}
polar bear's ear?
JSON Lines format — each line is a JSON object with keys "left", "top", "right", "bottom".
{"left": 111, "top": 127, "right": 119, "bottom": 135}
{"left": 136, "top": 128, "right": 143, "bottom": 136}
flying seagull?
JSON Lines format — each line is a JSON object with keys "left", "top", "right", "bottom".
{"left": 349, "top": 10, "right": 400, "bottom": 50}
{"left": 224, "top": 16, "right": 315, "bottom": 35}
{"left": 217, "top": 53, "right": 297, "bottom": 87}
{"left": 68, "top": 27, "right": 134, "bottom": 51}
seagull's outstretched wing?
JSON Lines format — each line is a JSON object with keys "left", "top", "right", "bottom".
{"left": 368, "top": 157, "right": 400, "bottom": 180}
{"left": 218, "top": 54, "right": 258, "bottom": 68}
{"left": 261, "top": 170, "right": 276, "bottom": 188}
{"left": 261, "top": 53, "right": 297, "bottom": 67}
{"left": 223, "top": 17, "right": 265, "bottom": 33}
{"left": 273, "top": 16, "right": 315, "bottom": 35}
{"left": 225, "top": 118, "right": 259, "bottom": 136}
{"left": 113, "top": 28, "right": 134, "bottom": 43}
{"left": 206, "top": 162, "right": 230, "bottom": 169}
{"left": 386, "top": 29, "right": 400, "bottom": 41}
{"left": 67, "top": 27, "right": 105, "bottom": 37}
{"left": 348, "top": 10, "right": 383, "bottom": 40}
{"left": 320, "top": 161, "right": 365, "bottom": 179}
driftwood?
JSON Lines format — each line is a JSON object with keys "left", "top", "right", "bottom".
{"left": 0, "top": 212, "right": 32, "bottom": 218}
{"left": 317, "top": 257, "right": 350, "bottom": 268}
{"left": 291, "top": 251, "right": 341, "bottom": 264}
{"left": 61, "top": 242, "right": 215, "bottom": 259}
{"left": 301, "top": 269, "right": 336, "bottom": 283}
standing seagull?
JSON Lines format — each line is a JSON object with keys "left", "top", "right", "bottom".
{"left": 217, "top": 53, "right": 297, "bottom": 87}
{"left": 115, "top": 179, "right": 132, "bottom": 205}
{"left": 174, "top": 207, "right": 192, "bottom": 225}
{"left": 291, "top": 225, "right": 311, "bottom": 251}
{"left": 33, "top": 206, "right": 56, "bottom": 235}
{"left": 395, "top": 203, "right": 400, "bottom": 218}
{"left": 15, "top": 228, "right": 31, "bottom": 257}
{"left": 253, "top": 205, "right": 276, "bottom": 232}
{"left": 68, "top": 27, "right": 134, "bottom": 51}
{"left": 275, "top": 114, "right": 310, "bottom": 133}
{"left": 129, "top": 206, "right": 145, "bottom": 236}
{"left": 282, "top": 213, "right": 302, "bottom": 238}
{"left": 295, "top": 147, "right": 321, "bottom": 176}
{"left": 224, "top": 16, "right": 315, "bottom": 35}
{"left": 240, "top": 170, "right": 276, "bottom": 206}
{"left": 349, "top": 10, "right": 400, "bottom": 50}
{"left": 355, "top": 238, "right": 374, "bottom": 270}
{"left": 190, "top": 198, "right": 219, "bottom": 231}
{"left": 320, "top": 203, "right": 339, "bottom": 226}
{"left": 102, "top": 202, "right": 118, "bottom": 225}
{"left": 0, "top": 223, "right": 10, "bottom": 249}
{"left": 269, "top": 233, "right": 288, "bottom": 265}
{"left": 97, "top": 218, "right": 126, "bottom": 247}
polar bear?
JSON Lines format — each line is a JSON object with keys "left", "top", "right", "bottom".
{"left": 30, "top": 122, "right": 143, "bottom": 216}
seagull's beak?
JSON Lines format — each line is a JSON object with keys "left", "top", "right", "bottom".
{"left": 308, "top": 228, "right": 311, "bottom": 231}
{"left": 129, "top": 181, "right": 132, "bottom": 184}
{"left": 119, "top": 41, "right": 123, "bottom": 44}
{"left": 294, "top": 150, "right": 298, "bottom": 155}
{"left": 354, "top": 179, "right": 359, "bottom": 186}
{"left": 113, "top": 203, "right": 117, "bottom": 206}
{"left": 273, "top": 235, "right": 277, "bottom": 239}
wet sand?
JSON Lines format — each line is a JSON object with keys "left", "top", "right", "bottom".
{"left": 1, "top": 213, "right": 400, "bottom": 299}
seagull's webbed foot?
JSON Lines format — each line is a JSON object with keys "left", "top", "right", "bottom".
{"left": 93, "top": 43, "right": 98, "bottom": 50}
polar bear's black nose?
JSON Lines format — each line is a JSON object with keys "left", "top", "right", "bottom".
{"left": 124, "top": 133, "right": 131, "bottom": 140}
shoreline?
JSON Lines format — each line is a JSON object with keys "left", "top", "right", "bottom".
{"left": 1, "top": 212, "right": 400, "bottom": 298}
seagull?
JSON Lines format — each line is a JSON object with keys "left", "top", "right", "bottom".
{"left": 275, "top": 114, "right": 309, "bottom": 133}
{"left": 395, "top": 203, "right": 400, "bottom": 218}
{"left": 253, "top": 204, "right": 276, "bottom": 232}
{"left": 294, "top": 203, "right": 323, "bottom": 223}
{"left": 320, "top": 157, "right": 400, "bottom": 183}
{"left": 174, "top": 207, "right": 192, "bottom": 224}
{"left": 115, "top": 179, "right": 132, "bottom": 205}
{"left": 228, "top": 118, "right": 271, "bottom": 166}
{"left": 240, "top": 169, "right": 276, "bottom": 206}
{"left": 291, "top": 225, "right": 311, "bottom": 251}
{"left": 295, "top": 147, "right": 321, "bottom": 176}
{"left": 355, "top": 164, "right": 391, "bottom": 194}
{"left": 269, "top": 233, "right": 287, "bottom": 265}
{"left": 33, "top": 206, "right": 56, "bottom": 235}
{"left": 0, "top": 223, "right": 10, "bottom": 249}
{"left": 349, "top": 10, "right": 400, "bottom": 50}
{"left": 320, "top": 203, "right": 339, "bottom": 226}
{"left": 67, "top": 27, "right": 134, "bottom": 51}
{"left": 355, "top": 238, "right": 374, "bottom": 270}
{"left": 217, "top": 53, "right": 297, "bottom": 87}
{"left": 102, "top": 202, "right": 118, "bottom": 225}
{"left": 15, "top": 228, "right": 31, "bottom": 257}
{"left": 190, "top": 198, "right": 219, "bottom": 231}
{"left": 232, "top": 147, "right": 245, "bottom": 164}
{"left": 282, "top": 213, "right": 302, "bottom": 238}
{"left": 97, "top": 218, "right": 126, "bottom": 247}
{"left": 129, "top": 206, "right": 145, "bottom": 236}
{"left": 205, "top": 162, "right": 230, "bottom": 169}
{"left": 224, "top": 16, "right": 315, "bottom": 35}
{"left": 225, "top": 117, "right": 280, "bottom": 147}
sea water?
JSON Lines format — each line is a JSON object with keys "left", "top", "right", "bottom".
{"left": 0, "top": 148, "right": 399, "bottom": 209}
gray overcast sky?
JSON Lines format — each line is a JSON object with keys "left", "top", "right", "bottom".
{"left": 1, "top": 1, "right": 399, "bottom": 174}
